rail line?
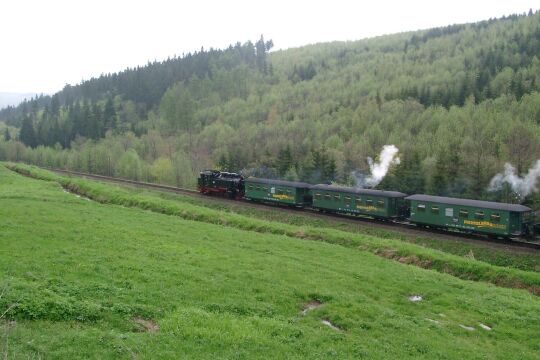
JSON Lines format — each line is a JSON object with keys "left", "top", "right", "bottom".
{"left": 45, "top": 167, "right": 540, "bottom": 251}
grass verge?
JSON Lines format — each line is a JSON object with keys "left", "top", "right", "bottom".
{"left": 151, "top": 188, "right": 540, "bottom": 272}
{"left": 6, "top": 162, "right": 540, "bottom": 296}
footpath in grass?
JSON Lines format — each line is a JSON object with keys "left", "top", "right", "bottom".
{"left": 7, "top": 163, "right": 540, "bottom": 296}
{"left": 1, "top": 164, "right": 540, "bottom": 358}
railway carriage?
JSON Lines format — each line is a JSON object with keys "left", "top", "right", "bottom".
{"left": 406, "top": 194, "right": 533, "bottom": 237}
{"left": 310, "top": 184, "right": 407, "bottom": 219}
{"left": 244, "top": 178, "right": 312, "bottom": 206}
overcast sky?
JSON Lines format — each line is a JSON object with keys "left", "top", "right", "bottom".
{"left": 1, "top": 0, "right": 538, "bottom": 94}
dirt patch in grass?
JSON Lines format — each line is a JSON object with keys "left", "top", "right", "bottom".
{"left": 479, "top": 323, "right": 492, "bottom": 331}
{"left": 321, "top": 319, "right": 342, "bottom": 331}
{"left": 492, "top": 276, "right": 540, "bottom": 296}
{"left": 375, "top": 248, "right": 397, "bottom": 258}
{"left": 133, "top": 317, "right": 159, "bottom": 333}
{"left": 376, "top": 249, "right": 432, "bottom": 268}
{"left": 301, "top": 300, "right": 323, "bottom": 315}
{"left": 62, "top": 188, "right": 92, "bottom": 201}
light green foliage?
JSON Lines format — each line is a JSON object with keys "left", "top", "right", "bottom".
{"left": 117, "top": 149, "right": 142, "bottom": 180}
{"left": 151, "top": 157, "right": 174, "bottom": 184}
{"left": 160, "top": 83, "right": 196, "bottom": 135}
{"left": 2, "top": 164, "right": 540, "bottom": 358}
{"left": 171, "top": 151, "right": 194, "bottom": 187}
{"left": 149, "top": 151, "right": 195, "bottom": 188}
{"left": 283, "top": 167, "right": 300, "bottom": 181}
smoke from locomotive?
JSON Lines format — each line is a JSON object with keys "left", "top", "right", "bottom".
{"left": 353, "top": 145, "right": 400, "bottom": 188}
{"left": 488, "top": 160, "right": 540, "bottom": 199}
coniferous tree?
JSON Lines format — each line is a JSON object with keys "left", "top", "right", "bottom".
{"left": 429, "top": 153, "right": 448, "bottom": 195}
{"left": 50, "top": 94, "right": 60, "bottom": 117}
{"left": 284, "top": 167, "right": 300, "bottom": 181}
{"left": 69, "top": 102, "right": 83, "bottom": 140}
{"left": 19, "top": 116, "right": 37, "bottom": 148}
{"left": 323, "top": 157, "right": 337, "bottom": 183}
{"left": 387, "top": 151, "right": 425, "bottom": 194}
{"left": 89, "top": 102, "right": 103, "bottom": 139}
{"left": 81, "top": 101, "right": 91, "bottom": 138}
{"left": 51, "top": 119, "right": 62, "bottom": 147}
{"left": 217, "top": 153, "right": 229, "bottom": 170}
{"left": 310, "top": 147, "right": 325, "bottom": 183}
{"left": 255, "top": 35, "right": 268, "bottom": 74}
{"left": 103, "top": 97, "right": 117, "bottom": 132}
{"left": 3, "top": 128, "right": 11, "bottom": 141}
{"left": 276, "top": 145, "right": 293, "bottom": 176}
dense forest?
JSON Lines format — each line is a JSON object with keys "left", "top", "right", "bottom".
{"left": 1, "top": 12, "right": 540, "bottom": 207}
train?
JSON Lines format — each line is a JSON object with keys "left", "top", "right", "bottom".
{"left": 197, "top": 170, "right": 540, "bottom": 240}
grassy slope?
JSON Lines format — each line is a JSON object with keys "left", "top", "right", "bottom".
{"left": 1, "top": 165, "right": 540, "bottom": 359}
{"left": 8, "top": 163, "right": 540, "bottom": 294}
{"left": 150, "top": 190, "right": 540, "bottom": 272}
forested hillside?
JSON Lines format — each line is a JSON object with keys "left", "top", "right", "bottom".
{"left": 1, "top": 12, "right": 540, "bottom": 206}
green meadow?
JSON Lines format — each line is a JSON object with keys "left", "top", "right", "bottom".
{"left": 1, "top": 164, "right": 540, "bottom": 359}
{"left": 150, "top": 189, "right": 540, "bottom": 273}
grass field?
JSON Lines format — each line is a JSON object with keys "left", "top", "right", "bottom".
{"left": 150, "top": 189, "right": 540, "bottom": 273}
{"left": 1, "top": 164, "right": 540, "bottom": 359}
{"left": 10, "top": 163, "right": 540, "bottom": 294}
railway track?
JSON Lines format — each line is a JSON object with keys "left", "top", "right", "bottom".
{"left": 50, "top": 168, "right": 199, "bottom": 196}
{"left": 45, "top": 167, "right": 540, "bottom": 251}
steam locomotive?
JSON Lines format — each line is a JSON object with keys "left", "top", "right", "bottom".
{"left": 197, "top": 170, "right": 244, "bottom": 199}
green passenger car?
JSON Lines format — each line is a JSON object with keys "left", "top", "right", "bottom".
{"left": 244, "top": 178, "right": 312, "bottom": 206}
{"left": 310, "top": 185, "right": 407, "bottom": 219}
{"left": 405, "top": 194, "right": 533, "bottom": 237}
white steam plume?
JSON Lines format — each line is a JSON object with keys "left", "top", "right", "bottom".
{"left": 488, "top": 160, "right": 540, "bottom": 198}
{"left": 354, "top": 145, "right": 400, "bottom": 188}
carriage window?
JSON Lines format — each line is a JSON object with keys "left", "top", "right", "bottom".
{"left": 248, "top": 185, "right": 253, "bottom": 190}
{"left": 417, "top": 204, "right": 426, "bottom": 211}
{"left": 459, "top": 210, "right": 469, "bottom": 218}
{"left": 286, "top": 189, "right": 292, "bottom": 194}
{"left": 315, "top": 193, "right": 322, "bottom": 200}
{"left": 377, "top": 200, "right": 385, "bottom": 207}
{"left": 491, "top": 213, "right": 500, "bottom": 222}
{"left": 475, "top": 212, "right": 484, "bottom": 219}
{"left": 277, "top": 189, "right": 283, "bottom": 195}
{"left": 324, "top": 194, "right": 331, "bottom": 200}
{"left": 356, "top": 197, "right": 362, "bottom": 202}
{"left": 256, "top": 186, "right": 260, "bottom": 191}
{"left": 431, "top": 206, "right": 439, "bottom": 214}
{"left": 344, "top": 196, "right": 351, "bottom": 204}
{"left": 263, "top": 187, "right": 268, "bottom": 191}
{"left": 366, "top": 199, "right": 373, "bottom": 205}
{"left": 334, "top": 194, "right": 340, "bottom": 201}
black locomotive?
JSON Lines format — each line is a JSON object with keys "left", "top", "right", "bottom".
{"left": 197, "top": 170, "right": 244, "bottom": 199}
